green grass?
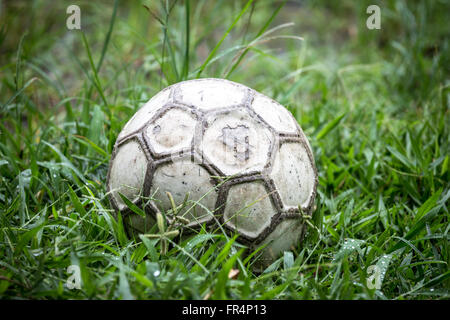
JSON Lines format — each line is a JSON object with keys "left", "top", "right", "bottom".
{"left": 0, "top": 0, "right": 449, "bottom": 299}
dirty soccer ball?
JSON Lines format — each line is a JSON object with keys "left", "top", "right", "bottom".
{"left": 107, "top": 78, "right": 318, "bottom": 266}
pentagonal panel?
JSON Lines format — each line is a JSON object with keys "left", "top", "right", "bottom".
{"left": 251, "top": 93, "right": 298, "bottom": 134}
{"left": 108, "top": 140, "right": 148, "bottom": 211}
{"left": 223, "top": 181, "right": 277, "bottom": 239}
{"left": 200, "top": 109, "right": 273, "bottom": 176}
{"left": 174, "top": 79, "right": 247, "bottom": 111}
{"left": 270, "top": 142, "right": 315, "bottom": 209}
{"left": 117, "top": 88, "right": 171, "bottom": 140}
{"left": 144, "top": 107, "right": 197, "bottom": 156}
{"left": 150, "top": 157, "right": 217, "bottom": 225}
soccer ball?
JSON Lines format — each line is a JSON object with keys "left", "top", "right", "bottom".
{"left": 107, "top": 78, "right": 317, "bottom": 267}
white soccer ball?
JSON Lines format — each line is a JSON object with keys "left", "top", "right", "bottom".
{"left": 107, "top": 78, "right": 317, "bottom": 267}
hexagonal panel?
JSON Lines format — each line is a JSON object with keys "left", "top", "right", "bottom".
{"left": 252, "top": 218, "right": 304, "bottom": 270}
{"left": 144, "top": 107, "right": 197, "bottom": 156}
{"left": 108, "top": 140, "right": 148, "bottom": 211}
{"left": 150, "top": 157, "right": 218, "bottom": 225}
{"left": 117, "top": 88, "right": 171, "bottom": 140}
{"left": 251, "top": 93, "right": 298, "bottom": 134}
{"left": 270, "top": 142, "right": 315, "bottom": 210}
{"left": 223, "top": 181, "right": 277, "bottom": 239}
{"left": 124, "top": 213, "right": 155, "bottom": 235}
{"left": 174, "top": 79, "right": 247, "bottom": 111}
{"left": 200, "top": 109, "right": 274, "bottom": 176}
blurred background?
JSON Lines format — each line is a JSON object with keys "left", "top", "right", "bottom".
{"left": 1, "top": 0, "right": 448, "bottom": 114}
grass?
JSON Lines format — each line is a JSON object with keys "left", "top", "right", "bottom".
{"left": 0, "top": 0, "right": 449, "bottom": 299}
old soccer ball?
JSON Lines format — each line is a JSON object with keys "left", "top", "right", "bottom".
{"left": 107, "top": 78, "right": 317, "bottom": 267}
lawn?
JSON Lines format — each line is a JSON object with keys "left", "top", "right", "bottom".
{"left": 0, "top": 0, "right": 449, "bottom": 299}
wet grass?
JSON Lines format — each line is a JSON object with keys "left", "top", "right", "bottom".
{"left": 0, "top": 0, "right": 449, "bottom": 299}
